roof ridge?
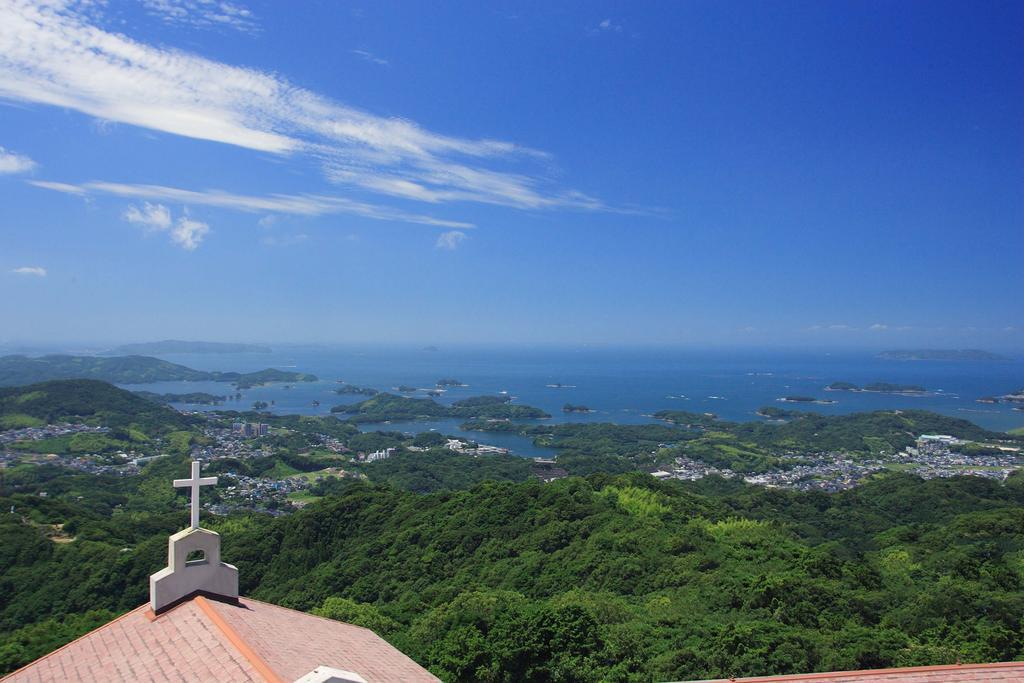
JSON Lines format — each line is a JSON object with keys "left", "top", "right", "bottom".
{"left": 692, "top": 660, "right": 1024, "bottom": 682}
{"left": 238, "top": 596, "right": 378, "bottom": 633}
{"left": 195, "top": 595, "right": 283, "bottom": 683}
{"left": 0, "top": 604, "right": 150, "bottom": 682}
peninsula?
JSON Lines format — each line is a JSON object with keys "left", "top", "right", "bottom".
{"left": 0, "top": 354, "right": 317, "bottom": 388}
{"left": 877, "top": 349, "right": 1009, "bottom": 361}
{"left": 776, "top": 396, "right": 837, "bottom": 404}
{"left": 103, "top": 340, "right": 272, "bottom": 355}
{"left": 331, "top": 393, "right": 549, "bottom": 423}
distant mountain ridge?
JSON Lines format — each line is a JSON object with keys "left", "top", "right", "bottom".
{"left": 0, "top": 354, "right": 316, "bottom": 387}
{"left": 877, "top": 349, "right": 1010, "bottom": 361}
{"left": 103, "top": 340, "right": 271, "bottom": 355}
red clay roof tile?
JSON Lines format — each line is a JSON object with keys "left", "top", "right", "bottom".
{"left": 687, "top": 661, "right": 1024, "bottom": 682}
{"left": 2, "top": 595, "right": 438, "bottom": 683}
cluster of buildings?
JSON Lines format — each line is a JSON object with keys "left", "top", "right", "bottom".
{"left": 192, "top": 426, "right": 275, "bottom": 461}
{"left": 531, "top": 457, "right": 569, "bottom": 482}
{"left": 231, "top": 422, "right": 270, "bottom": 437}
{"left": 650, "top": 433, "right": 1022, "bottom": 491}
{"left": 897, "top": 434, "right": 1022, "bottom": 482}
{"left": 0, "top": 422, "right": 108, "bottom": 446}
{"left": 363, "top": 447, "right": 396, "bottom": 462}
{"left": 444, "top": 438, "right": 510, "bottom": 456}
{"left": 209, "top": 473, "right": 305, "bottom": 514}
{"left": 651, "top": 455, "right": 739, "bottom": 483}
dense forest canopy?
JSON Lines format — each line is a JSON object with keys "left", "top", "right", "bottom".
{"left": 0, "top": 380, "right": 197, "bottom": 433}
{"left": 3, "top": 457, "right": 1024, "bottom": 681}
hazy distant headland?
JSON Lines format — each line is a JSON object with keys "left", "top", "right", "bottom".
{"left": 0, "top": 354, "right": 314, "bottom": 388}
{"left": 877, "top": 349, "right": 1009, "bottom": 361}
{"left": 103, "top": 340, "right": 272, "bottom": 355}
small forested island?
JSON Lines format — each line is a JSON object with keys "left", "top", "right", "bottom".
{"left": 978, "top": 389, "right": 1024, "bottom": 404}
{"left": 394, "top": 385, "right": 419, "bottom": 393}
{"left": 334, "top": 385, "right": 379, "bottom": 397}
{"left": 756, "top": 406, "right": 799, "bottom": 419}
{"left": 826, "top": 381, "right": 927, "bottom": 394}
{"left": 0, "top": 354, "right": 316, "bottom": 388}
{"left": 331, "top": 393, "right": 549, "bottom": 422}
{"left": 776, "top": 396, "right": 837, "bottom": 404}
{"left": 233, "top": 368, "right": 318, "bottom": 389}
{"left": 435, "top": 378, "right": 466, "bottom": 387}
{"left": 103, "top": 340, "right": 272, "bottom": 355}
{"left": 562, "top": 403, "right": 594, "bottom": 413}
{"left": 133, "top": 391, "right": 227, "bottom": 405}
{"left": 878, "top": 348, "right": 1009, "bottom": 361}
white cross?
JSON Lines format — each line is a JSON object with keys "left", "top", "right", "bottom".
{"left": 174, "top": 460, "right": 217, "bottom": 530}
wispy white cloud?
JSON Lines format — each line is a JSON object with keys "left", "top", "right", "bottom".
{"left": 0, "top": 145, "right": 36, "bottom": 173}
{"left": 140, "top": 0, "right": 258, "bottom": 34}
{"left": 261, "top": 232, "right": 308, "bottom": 248}
{"left": 350, "top": 49, "right": 389, "bottom": 67}
{"left": 435, "top": 230, "right": 467, "bottom": 250}
{"left": 869, "top": 323, "right": 888, "bottom": 331}
{"left": 123, "top": 202, "right": 172, "bottom": 231}
{"left": 33, "top": 179, "right": 475, "bottom": 228}
{"left": 28, "top": 180, "right": 85, "bottom": 194}
{"left": 170, "top": 216, "right": 209, "bottom": 250}
{"left": 122, "top": 201, "right": 207, "bottom": 250}
{"left": 11, "top": 266, "right": 46, "bottom": 276}
{"left": 588, "top": 18, "right": 623, "bottom": 36}
{"left": 0, "top": 1, "right": 606, "bottom": 213}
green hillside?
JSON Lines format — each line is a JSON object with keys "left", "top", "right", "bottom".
{"left": 0, "top": 379, "right": 197, "bottom": 433}
{"left": 2, "top": 465, "right": 1024, "bottom": 680}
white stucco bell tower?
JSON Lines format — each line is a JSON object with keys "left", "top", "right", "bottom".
{"left": 149, "top": 460, "right": 238, "bottom": 613}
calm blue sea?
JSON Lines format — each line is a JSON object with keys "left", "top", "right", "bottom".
{"left": 122, "top": 346, "right": 1024, "bottom": 457}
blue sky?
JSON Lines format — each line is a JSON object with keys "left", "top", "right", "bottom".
{"left": 1, "top": 0, "right": 1021, "bottom": 349}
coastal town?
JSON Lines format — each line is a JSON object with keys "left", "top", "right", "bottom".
{"left": 0, "top": 411, "right": 534, "bottom": 515}
{"left": 653, "top": 433, "right": 1023, "bottom": 491}
{"left": 5, "top": 405, "right": 1023, "bottom": 512}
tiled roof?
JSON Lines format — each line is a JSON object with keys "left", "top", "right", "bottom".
{"left": 2, "top": 595, "right": 438, "bottom": 683}
{"left": 686, "top": 661, "right": 1024, "bottom": 682}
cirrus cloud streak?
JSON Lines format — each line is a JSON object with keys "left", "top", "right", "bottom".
{"left": 0, "top": 0, "right": 607, "bottom": 213}
{"left": 30, "top": 179, "right": 475, "bottom": 228}
{"left": 11, "top": 266, "right": 46, "bottom": 276}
